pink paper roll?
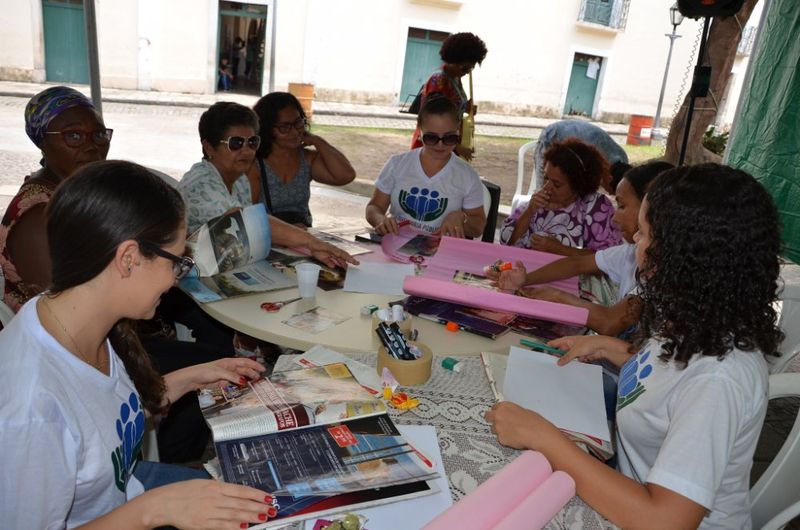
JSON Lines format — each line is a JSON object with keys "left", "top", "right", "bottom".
{"left": 423, "top": 451, "right": 553, "bottom": 530}
{"left": 493, "top": 470, "right": 576, "bottom": 530}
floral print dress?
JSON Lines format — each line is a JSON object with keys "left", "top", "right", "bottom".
{"left": 499, "top": 191, "right": 621, "bottom": 251}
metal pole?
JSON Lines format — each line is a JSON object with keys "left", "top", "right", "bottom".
{"left": 83, "top": 0, "right": 102, "bottom": 116}
{"left": 652, "top": 26, "right": 681, "bottom": 140}
{"left": 678, "top": 16, "right": 711, "bottom": 166}
{"left": 269, "top": 0, "right": 277, "bottom": 93}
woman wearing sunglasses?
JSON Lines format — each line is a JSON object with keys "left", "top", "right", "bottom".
{"left": 366, "top": 96, "right": 486, "bottom": 238}
{"left": 179, "top": 102, "right": 357, "bottom": 269}
{"left": 248, "top": 92, "right": 355, "bottom": 227}
{"left": 0, "top": 160, "right": 276, "bottom": 529}
{"left": 0, "top": 86, "right": 112, "bottom": 312}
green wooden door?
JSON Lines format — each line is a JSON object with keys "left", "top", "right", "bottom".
{"left": 563, "top": 54, "right": 601, "bottom": 117}
{"left": 42, "top": 0, "right": 89, "bottom": 84}
{"left": 583, "top": 0, "right": 613, "bottom": 26}
{"left": 399, "top": 28, "right": 449, "bottom": 106}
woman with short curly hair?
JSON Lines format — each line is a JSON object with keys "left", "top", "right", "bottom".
{"left": 487, "top": 163, "right": 782, "bottom": 529}
{"left": 410, "top": 31, "right": 488, "bottom": 161}
{"left": 500, "top": 138, "right": 621, "bottom": 255}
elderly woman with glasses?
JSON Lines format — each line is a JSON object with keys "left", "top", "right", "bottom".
{"left": 178, "top": 101, "right": 357, "bottom": 268}
{"left": 0, "top": 86, "right": 112, "bottom": 311}
{"left": 246, "top": 92, "right": 355, "bottom": 227}
{"left": 499, "top": 138, "right": 621, "bottom": 256}
{"left": 366, "top": 96, "right": 486, "bottom": 238}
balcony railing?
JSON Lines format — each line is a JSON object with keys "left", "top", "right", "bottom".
{"left": 577, "top": 0, "right": 630, "bottom": 32}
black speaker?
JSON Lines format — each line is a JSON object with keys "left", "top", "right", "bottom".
{"left": 677, "top": 0, "right": 745, "bottom": 18}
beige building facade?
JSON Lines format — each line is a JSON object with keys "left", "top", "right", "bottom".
{"left": 0, "top": 0, "right": 760, "bottom": 125}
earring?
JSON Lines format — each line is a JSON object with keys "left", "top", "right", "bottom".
{"left": 127, "top": 266, "right": 132, "bottom": 272}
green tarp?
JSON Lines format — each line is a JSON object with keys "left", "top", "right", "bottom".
{"left": 726, "top": 0, "right": 800, "bottom": 261}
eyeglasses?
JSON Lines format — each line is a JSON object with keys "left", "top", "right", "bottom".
{"left": 274, "top": 117, "right": 308, "bottom": 134}
{"left": 139, "top": 242, "right": 196, "bottom": 281}
{"left": 421, "top": 132, "right": 460, "bottom": 146}
{"left": 45, "top": 128, "right": 114, "bottom": 148}
{"left": 220, "top": 135, "right": 261, "bottom": 152}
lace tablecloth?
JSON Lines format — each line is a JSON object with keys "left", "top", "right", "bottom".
{"left": 274, "top": 353, "right": 617, "bottom": 529}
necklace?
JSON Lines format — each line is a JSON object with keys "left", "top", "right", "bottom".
{"left": 41, "top": 297, "right": 107, "bottom": 373}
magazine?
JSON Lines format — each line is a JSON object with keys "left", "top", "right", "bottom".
{"left": 381, "top": 227, "right": 441, "bottom": 265}
{"left": 200, "top": 363, "right": 439, "bottom": 528}
{"left": 403, "top": 296, "right": 509, "bottom": 339}
{"left": 268, "top": 250, "right": 346, "bottom": 291}
{"left": 289, "top": 228, "right": 373, "bottom": 257}
{"left": 179, "top": 204, "right": 297, "bottom": 303}
{"left": 480, "top": 350, "right": 613, "bottom": 461}
{"left": 452, "top": 270, "right": 499, "bottom": 291}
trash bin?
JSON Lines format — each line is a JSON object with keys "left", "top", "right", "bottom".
{"left": 626, "top": 115, "right": 653, "bottom": 146}
{"left": 288, "top": 82, "right": 314, "bottom": 122}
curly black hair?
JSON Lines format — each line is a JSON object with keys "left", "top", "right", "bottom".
{"left": 253, "top": 91, "right": 307, "bottom": 158}
{"left": 623, "top": 160, "right": 674, "bottom": 200}
{"left": 636, "top": 163, "right": 783, "bottom": 366}
{"left": 543, "top": 138, "right": 608, "bottom": 198}
{"left": 439, "top": 32, "right": 488, "bottom": 66}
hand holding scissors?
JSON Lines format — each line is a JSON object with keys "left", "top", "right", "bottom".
{"left": 260, "top": 297, "right": 302, "bottom": 312}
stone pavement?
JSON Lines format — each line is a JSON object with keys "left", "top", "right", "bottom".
{"left": 0, "top": 80, "right": 630, "bottom": 140}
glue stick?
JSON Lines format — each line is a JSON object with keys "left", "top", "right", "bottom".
{"left": 441, "top": 357, "right": 462, "bottom": 372}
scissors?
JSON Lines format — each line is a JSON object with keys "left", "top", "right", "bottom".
{"left": 260, "top": 297, "right": 302, "bottom": 312}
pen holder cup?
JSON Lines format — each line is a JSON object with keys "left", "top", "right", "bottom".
{"left": 376, "top": 341, "right": 432, "bottom": 387}
{"left": 371, "top": 312, "right": 414, "bottom": 348}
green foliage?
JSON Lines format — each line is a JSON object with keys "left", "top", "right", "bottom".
{"left": 703, "top": 126, "right": 729, "bottom": 155}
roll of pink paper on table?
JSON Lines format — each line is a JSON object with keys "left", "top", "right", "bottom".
{"left": 493, "top": 471, "right": 576, "bottom": 530}
{"left": 423, "top": 451, "right": 574, "bottom": 530}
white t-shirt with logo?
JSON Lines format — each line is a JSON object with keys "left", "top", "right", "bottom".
{"left": 616, "top": 338, "right": 768, "bottom": 529}
{"left": 375, "top": 148, "right": 484, "bottom": 234}
{"left": 594, "top": 242, "right": 638, "bottom": 302}
{"left": 0, "top": 297, "right": 145, "bottom": 529}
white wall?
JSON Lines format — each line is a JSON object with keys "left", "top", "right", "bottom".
{"left": 0, "top": 0, "right": 43, "bottom": 80}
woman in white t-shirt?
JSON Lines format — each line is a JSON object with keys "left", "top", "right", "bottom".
{"left": 486, "top": 163, "right": 782, "bottom": 529}
{"left": 0, "top": 161, "right": 276, "bottom": 529}
{"left": 489, "top": 161, "right": 674, "bottom": 336}
{"left": 366, "top": 96, "right": 486, "bottom": 238}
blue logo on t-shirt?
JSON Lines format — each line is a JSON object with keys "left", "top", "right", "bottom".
{"left": 399, "top": 187, "right": 448, "bottom": 222}
{"left": 111, "top": 392, "right": 145, "bottom": 491}
{"left": 616, "top": 347, "right": 653, "bottom": 411}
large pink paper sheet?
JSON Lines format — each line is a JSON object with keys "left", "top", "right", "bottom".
{"left": 423, "top": 451, "right": 553, "bottom": 530}
{"left": 493, "top": 471, "right": 576, "bottom": 530}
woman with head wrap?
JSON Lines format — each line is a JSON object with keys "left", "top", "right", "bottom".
{"left": 0, "top": 86, "right": 111, "bottom": 311}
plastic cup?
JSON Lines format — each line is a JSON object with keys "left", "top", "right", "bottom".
{"left": 295, "top": 262, "right": 321, "bottom": 298}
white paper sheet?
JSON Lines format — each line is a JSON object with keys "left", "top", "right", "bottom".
{"left": 343, "top": 262, "right": 415, "bottom": 296}
{"left": 503, "top": 346, "right": 610, "bottom": 442}
{"left": 303, "top": 425, "right": 452, "bottom": 530}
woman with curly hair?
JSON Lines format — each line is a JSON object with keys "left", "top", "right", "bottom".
{"left": 499, "top": 138, "right": 622, "bottom": 256}
{"left": 487, "top": 163, "right": 782, "bottom": 529}
{"left": 410, "top": 31, "right": 487, "bottom": 161}
{"left": 247, "top": 92, "right": 355, "bottom": 227}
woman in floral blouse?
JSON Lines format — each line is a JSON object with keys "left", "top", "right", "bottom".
{"left": 499, "top": 138, "right": 621, "bottom": 256}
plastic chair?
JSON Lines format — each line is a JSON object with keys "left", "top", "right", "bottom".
{"left": 141, "top": 417, "right": 160, "bottom": 462}
{"left": 750, "top": 372, "right": 800, "bottom": 529}
{"left": 481, "top": 178, "right": 501, "bottom": 243}
{"left": 767, "top": 297, "right": 800, "bottom": 374}
{"left": 761, "top": 499, "right": 800, "bottom": 530}
{"left": 0, "top": 300, "right": 15, "bottom": 327}
{"left": 512, "top": 140, "right": 538, "bottom": 213}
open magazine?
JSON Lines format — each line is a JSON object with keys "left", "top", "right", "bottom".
{"left": 179, "top": 204, "right": 297, "bottom": 303}
{"left": 200, "top": 363, "right": 440, "bottom": 528}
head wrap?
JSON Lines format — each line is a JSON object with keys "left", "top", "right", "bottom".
{"left": 24, "top": 86, "right": 96, "bottom": 147}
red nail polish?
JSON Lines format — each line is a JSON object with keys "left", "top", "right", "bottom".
{"left": 258, "top": 513, "right": 267, "bottom": 521}
{"left": 240, "top": 523, "right": 248, "bottom": 529}
{"left": 264, "top": 494, "right": 273, "bottom": 503}
{"left": 239, "top": 377, "right": 246, "bottom": 385}
{"left": 267, "top": 506, "right": 277, "bottom": 517}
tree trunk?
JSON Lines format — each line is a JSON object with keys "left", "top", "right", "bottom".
{"left": 664, "top": 0, "right": 760, "bottom": 165}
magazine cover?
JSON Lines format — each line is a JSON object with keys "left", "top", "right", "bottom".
{"left": 199, "top": 363, "right": 386, "bottom": 442}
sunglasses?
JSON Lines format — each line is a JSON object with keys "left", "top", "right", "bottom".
{"left": 220, "top": 135, "right": 261, "bottom": 152}
{"left": 421, "top": 132, "right": 460, "bottom": 146}
{"left": 274, "top": 117, "right": 308, "bottom": 134}
{"left": 45, "top": 128, "right": 113, "bottom": 148}
{"left": 139, "top": 242, "right": 196, "bottom": 281}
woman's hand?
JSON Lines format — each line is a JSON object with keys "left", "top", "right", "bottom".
{"left": 438, "top": 210, "right": 469, "bottom": 238}
{"left": 195, "top": 357, "right": 265, "bottom": 389}
{"left": 485, "top": 401, "right": 561, "bottom": 451}
{"left": 374, "top": 215, "right": 400, "bottom": 236}
{"left": 301, "top": 131, "right": 323, "bottom": 148}
{"left": 493, "top": 261, "right": 527, "bottom": 290}
{"left": 530, "top": 234, "right": 571, "bottom": 255}
{"left": 528, "top": 187, "right": 551, "bottom": 212}
{"left": 307, "top": 237, "right": 359, "bottom": 268}
{"left": 550, "top": 335, "right": 633, "bottom": 368}
{"left": 148, "top": 480, "right": 276, "bottom": 530}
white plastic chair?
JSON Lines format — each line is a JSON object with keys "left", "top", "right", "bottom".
{"left": 512, "top": 140, "right": 539, "bottom": 213}
{"left": 0, "top": 300, "right": 15, "bottom": 327}
{"left": 767, "top": 297, "right": 800, "bottom": 374}
{"left": 761, "top": 500, "right": 800, "bottom": 530}
{"left": 142, "top": 417, "right": 160, "bottom": 462}
{"left": 750, "top": 372, "right": 800, "bottom": 529}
